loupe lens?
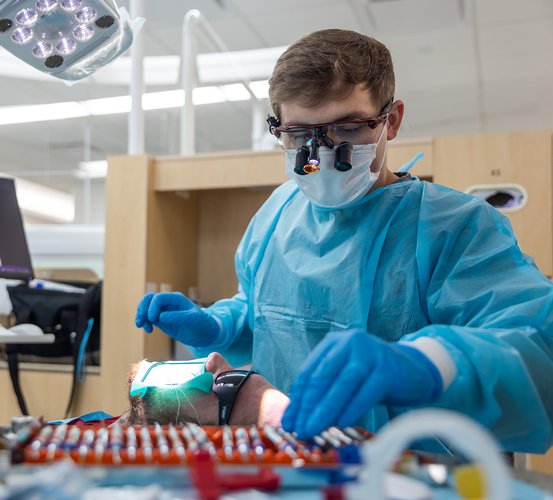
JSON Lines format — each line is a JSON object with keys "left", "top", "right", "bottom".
{"left": 334, "top": 142, "right": 353, "bottom": 172}
{"left": 294, "top": 146, "right": 310, "bottom": 176}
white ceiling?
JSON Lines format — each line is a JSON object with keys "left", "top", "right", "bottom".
{"left": 0, "top": 0, "right": 552, "bottom": 210}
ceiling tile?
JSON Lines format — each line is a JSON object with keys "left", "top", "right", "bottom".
{"left": 475, "top": 0, "right": 553, "bottom": 25}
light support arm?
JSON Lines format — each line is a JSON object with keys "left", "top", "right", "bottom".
{"left": 128, "top": 0, "right": 145, "bottom": 154}
{"left": 180, "top": 9, "right": 198, "bottom": 156}
{"left": 179, "top": 9, "right": 263, "bottom": 155}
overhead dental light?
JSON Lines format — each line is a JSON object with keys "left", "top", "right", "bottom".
{"left": 0, "top": 0, "right": 139, "bottom": 81}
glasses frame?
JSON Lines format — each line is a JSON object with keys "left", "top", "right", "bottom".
{"left": 212, "top": 369, "right": 256, "bottom": 425}
{"left": 267, "top": 98, "right": 394, "bottom": 140}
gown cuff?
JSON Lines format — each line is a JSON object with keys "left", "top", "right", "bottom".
{"left": 400, "top": 337, "right": 458, "bottom": 390}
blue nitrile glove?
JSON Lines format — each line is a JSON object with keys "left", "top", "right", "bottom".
{"left": 135, "top": 292, "right": 220, "bottom": 347}
{"left": 282, "top": 329, "right": 443, "bottom": 439}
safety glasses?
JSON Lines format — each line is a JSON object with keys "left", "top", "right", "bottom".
{"left": 129, "top": 359, "right": 213, "bottom": 399}
{"left": 267, "top": 99, "right": 393, "bottom": 151}
{"left": 212, "top": 369, "right": 256, "bottom": 425}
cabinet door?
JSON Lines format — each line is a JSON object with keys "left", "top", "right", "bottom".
{"left": 433, "top": 130, "right": 552, "bottom": 276}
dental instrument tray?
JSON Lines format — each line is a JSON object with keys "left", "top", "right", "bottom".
{"left": 12, "top": 421, "right": 372, "bottom": 467}
{"left": 5, "top": 420, "right": 388, "bottom": 493}
{"left": 7, "top": 417, "right": 475, "bottom": 498}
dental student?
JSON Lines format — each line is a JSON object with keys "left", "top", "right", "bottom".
{"left": 137, "top": 28, "right": 553, "bottom": 453}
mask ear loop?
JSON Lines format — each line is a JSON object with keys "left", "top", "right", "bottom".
{"left": 370, "top": 121, "right": 389, "bottom": 179}
{"left": 334, "top": 121, "right": 389, "bottom": 176}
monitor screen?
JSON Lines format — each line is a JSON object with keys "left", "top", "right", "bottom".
{"left": 0, "top": 177, "right": 34, "bottom": 281}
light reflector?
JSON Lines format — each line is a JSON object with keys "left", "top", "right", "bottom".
{"left": 59, "top": 0, "right": 82, "bottom": 12}
{"left": 36, "top": 0, "right": 58, "bottom": 13}
{"left": 75, "top": 7, "right": 96, "bottom": 23}
{"left": 11, "top": 26, "right": 33, "bottom": 44}
{"left": 32, "top": 40, "right": 54, "bottom": 58}
{"left": 16, "top": 8, "right": 38, "bottom": 26}
{"left": 0, "top": 0, "right": 137, "bottom": 81}
{"left": 72, "top": 23, "right": 93, "bottom": 41}
{"left": 56, "top": 37, "right": 76, "bottom": 54}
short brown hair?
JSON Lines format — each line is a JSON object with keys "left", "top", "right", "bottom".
{"left": 269, "top": 29, "right": 395, "bottom": 119}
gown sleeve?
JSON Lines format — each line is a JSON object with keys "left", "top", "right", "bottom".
{"left": 404, "top": 185, "right": 553, "bottom": 453}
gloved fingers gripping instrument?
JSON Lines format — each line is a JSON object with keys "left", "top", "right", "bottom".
{"left": 135, "top": 292, "right": 220, "bottom": 347}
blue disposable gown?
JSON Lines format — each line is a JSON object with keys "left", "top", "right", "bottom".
{"left": 192, "top": 175, "right": 553, "bottom": 453}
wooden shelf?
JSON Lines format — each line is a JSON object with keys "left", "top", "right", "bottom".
{"left": 154, "top": 150, "right": 287, "bottom": 191}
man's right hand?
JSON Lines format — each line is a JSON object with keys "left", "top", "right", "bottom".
{"left": 135, "top": 292, "right": 220, "bottom": 347}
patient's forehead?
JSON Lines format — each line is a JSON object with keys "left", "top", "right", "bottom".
{"left": 143, "top": 386, "right": 218, "bottom": 425}
{"left": 150, "top": 386, "right": 207, "bottom": 404}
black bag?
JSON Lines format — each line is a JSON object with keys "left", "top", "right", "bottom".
{"left": 6, "top": 281, "right": 102, "bottom": 418}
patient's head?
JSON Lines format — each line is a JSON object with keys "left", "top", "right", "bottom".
{"left": 124, "top": 352, "right": 288, "bottom": 427}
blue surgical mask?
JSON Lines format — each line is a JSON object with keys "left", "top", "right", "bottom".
{"left": 286, "top": 123, "right": 388, "bottom": 209}
{"left": 130, "top": 358, "right": 214, "bottom": 398}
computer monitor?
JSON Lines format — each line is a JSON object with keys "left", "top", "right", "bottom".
{"left": 0, "top": 177, "right": 34, "bottom": 281}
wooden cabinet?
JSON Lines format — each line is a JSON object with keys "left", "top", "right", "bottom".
{"left": 433, "top": 130, "right": 553, "bottom": 276}
{"left": 387, "top": 138, "right": 433, "bottom": 179}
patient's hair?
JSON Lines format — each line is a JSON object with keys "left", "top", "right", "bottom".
{"left": 125, "top": 361, "right": 210, "bottom": 425}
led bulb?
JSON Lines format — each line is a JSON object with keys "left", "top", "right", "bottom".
{"left": 60, "top": 0, "right": 83, "bottom": 12}
{"left": 73, "top": 23, "right": 93, "bottom": 41}
{"left": 16, "top": 8, "right": 38, "bottom": 26}
{"left": 35, "top": 0, "right": 58, "bottom": 13}
{"left": 56, "top": 37, "right": 76, "bottom": 54}
{"left": 33, "top": 40, "right": 54, "bottom": 58}
{"left": 75, "top": 7, "right": 96, "bottom": 23}
{"left": 12, "top": 26, "right": 33, "bottom": 44}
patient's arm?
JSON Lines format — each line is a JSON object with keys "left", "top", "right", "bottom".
{"left": 232, "top": 375, "right": 290, "bottom": 427}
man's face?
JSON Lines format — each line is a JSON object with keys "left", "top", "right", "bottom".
{"left": 280, "top": 84, "right": 404, "bottom": 186}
